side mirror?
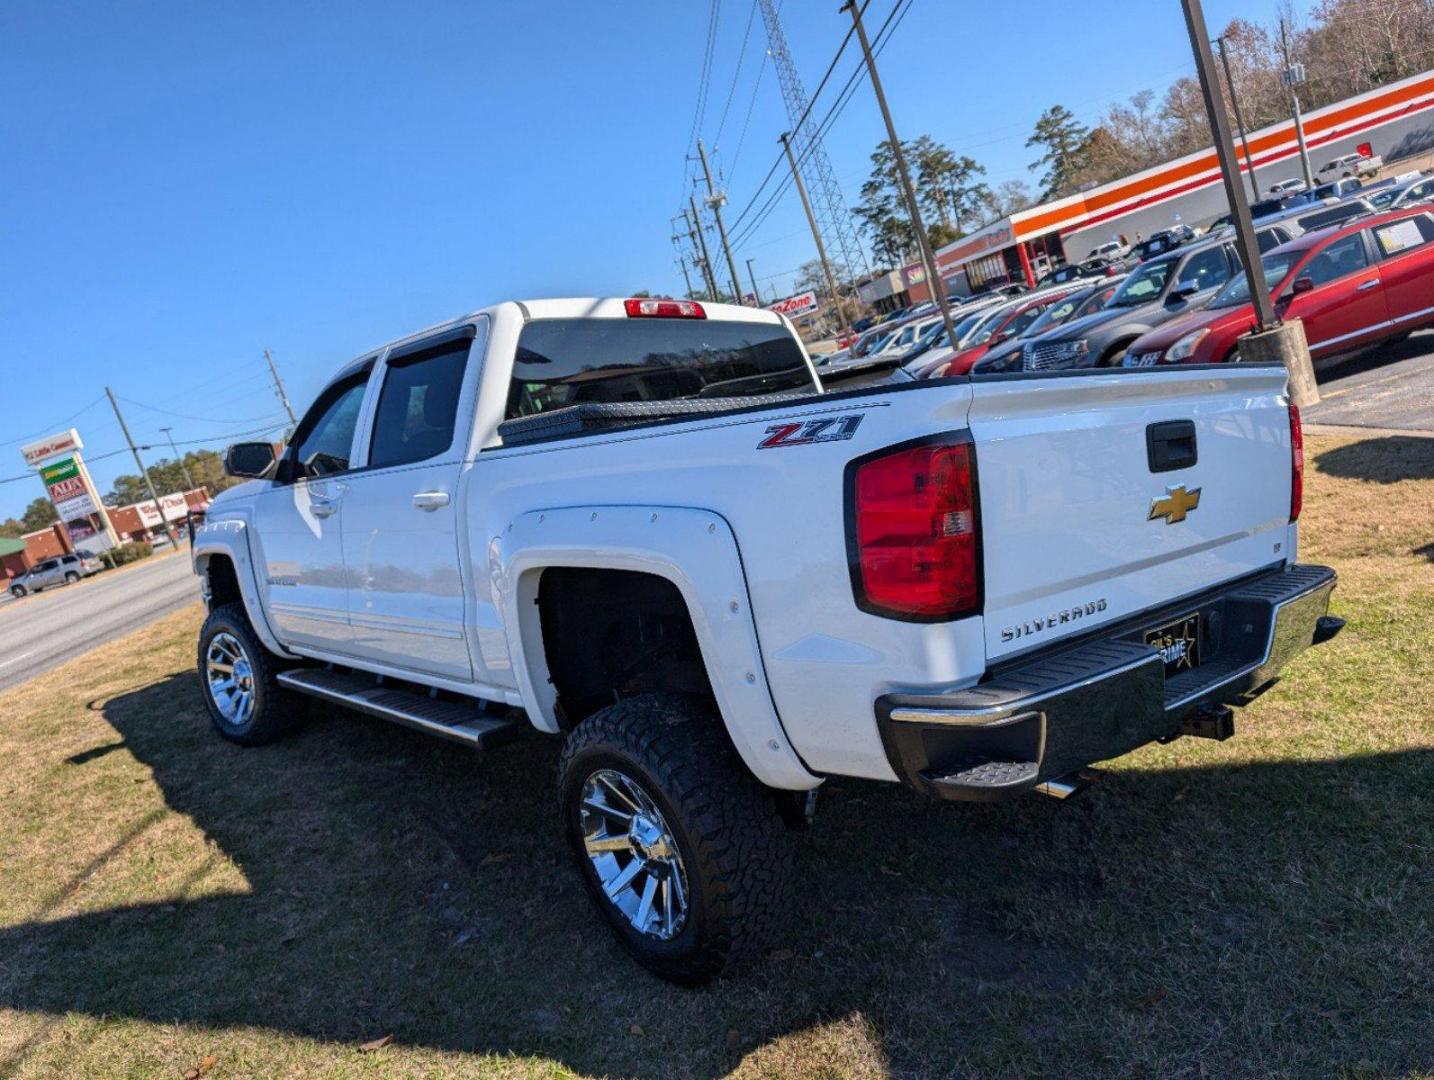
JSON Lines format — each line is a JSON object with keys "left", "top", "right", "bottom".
{"left": 989, "top": 331, "right": 1011, "bottom": 346}
{"left": 225, "top": 441, "right": 278, "bottom": 479}
{"left": 1167, "top": 284, "right": 1197, "bottom": 303}
{"left": 1290, "top": 276, "right": 1315, "bottom": 296}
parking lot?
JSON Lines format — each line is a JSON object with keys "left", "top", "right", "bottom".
{"left": 1307, "top": 328, "right": 1434, "bottom": 432}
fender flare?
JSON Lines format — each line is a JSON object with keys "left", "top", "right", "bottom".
{"left": 490, "top": 504, "right": 820, "bottom": 792}
{"left": 191, "top": 518, "right": 296, "bottom": 659}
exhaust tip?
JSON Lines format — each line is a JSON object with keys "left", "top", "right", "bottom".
{"left": 1034, "top": 769, "right": 1101, "bottom": 800}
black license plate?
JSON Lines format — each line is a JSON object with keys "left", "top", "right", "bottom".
{"left": 1144, "top": 613, "right": 1201, "bottom": 677}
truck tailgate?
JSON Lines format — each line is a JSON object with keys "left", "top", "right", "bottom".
{"left": 968, "top": 367, "right": 1296, "bottom": 663}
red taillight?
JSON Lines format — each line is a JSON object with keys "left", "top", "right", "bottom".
{"left": 1289, "top": 402, "right": 1303, "bottom": 523}
{"left": 623, "top": 298, "right": 706, "bottom": 319}
{"left": 847, "top": 438, "right": 981, "bottom": 621}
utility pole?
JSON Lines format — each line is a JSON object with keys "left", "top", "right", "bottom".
{"left": 696, "top": 140, "right": 746, "bottom": 304}
{"left": 264, "top": 349, "right": 298, "bottom": 430}
{"left": 1182, "top": 0, "right": 1318, "bottom": 404}
{"left": 1216, "top": 36, "right": 1260, "bottom": 202}
{"left": 781, "top": 132, "right": 849, "bottom": 335}
{"left": 1279, "top": 17, "right": 1315, "bottom": 190}
{"left": 841, "top": 1, "right": 956, "bottom": 348}
{"left": 159, "top": 426, "right": 195, "bottom": 490}
{"left": 106, "top": 387, "right": 180, "bottom": 549}
{"left": 688, "top": 197, "right": 720, "bottom": 301}
{"left": 676, "top": 253, "right": 696, "bottom": 298}
{"left": 745, "top": 258, "right": 762, "bottom": 306}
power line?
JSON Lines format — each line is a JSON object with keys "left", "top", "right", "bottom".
{"left": 725, "top": 50, "right": 769, "bottom": 184}
{"left": 116, "top": 395, "right": 291, "bottom": 425}
{"left": 0, "top": 395, "right": 108, "bottom": 447}
{"left": 713, "top": 0, "right": 760, "bottom": 147}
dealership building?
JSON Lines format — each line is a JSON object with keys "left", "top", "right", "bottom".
{"left": 863, "top": 68, "right": 1434, "bottom": 307}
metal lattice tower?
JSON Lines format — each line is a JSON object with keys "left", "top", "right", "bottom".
{"left": 757, "top": 0, "right": 871, "bottom": 282}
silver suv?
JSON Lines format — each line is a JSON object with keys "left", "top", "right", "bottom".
{"left": 9, "top": 551, "right": 104, "bottom": 597}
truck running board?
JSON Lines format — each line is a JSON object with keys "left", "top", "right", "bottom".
{"left": 276, "top": 667, "right": 520, "bottom": 750}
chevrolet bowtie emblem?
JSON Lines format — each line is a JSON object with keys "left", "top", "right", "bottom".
{"left": 1149, "top": 484, "right": 1202, "bottom": 524}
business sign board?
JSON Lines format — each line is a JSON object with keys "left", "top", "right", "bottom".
{"left": 40, "top": 456, "right": 100, "bottom": 522}
{"left": 21, "top": 428, "right": 84, "bottom": 467}
{"left": 768, "top": 290, "right": 819, "bottom": 317}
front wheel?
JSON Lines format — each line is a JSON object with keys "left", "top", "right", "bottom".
{"left": 197, "top": 602, "right": 301, "bottom": 746}
{"left": 557, "top": 694, "right": 793, "bottom": 984}
{"left": 10, "top": 586, "right": 25, "bottom": 598}
{"left": 64, "top": 572, "right": 80, "bottom": 584}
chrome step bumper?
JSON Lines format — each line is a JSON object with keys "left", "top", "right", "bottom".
{"left": 875, "top": 564, "right": 1340, "bottom": 802}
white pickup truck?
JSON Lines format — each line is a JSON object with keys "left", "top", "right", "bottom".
{"left": 193, "top": 297, "right": 1342, "bottom": 982}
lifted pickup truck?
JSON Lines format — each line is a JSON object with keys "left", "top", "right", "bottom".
{"left": 193, "top": 297, "right": 1342, "bottom": 982}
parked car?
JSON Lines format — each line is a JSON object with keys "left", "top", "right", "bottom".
{"left": 1133, "top": 226, "right": 1197, "bottom": 261}
{"left": 1367, "top": 175, "right": 1434, "bottom": 212}
{"left": 1086, "top": 239, "right": 1131, "bottom": 262}
{"left": 908, "top": 288, "right": 1071, "bottom": 377}
{"left": 195, "top": 294, "right": 1339, "bottom": 983}
{"left": 934, "top": 286, "right": 1089, "bottom": 376}
{"left": 1291, "top": 196, "right": 1378, "bottom": 233}
{"left": 1316, "top": 151, "right": 1382, "bottom": 181}
{"left": 1311, "top": 178, "right": 1363, "bottom": 201}
{"left": 1021, "top": 223, "right": 1295, "bottom": 369}
{"left": 8, "top": 551, "right": 104, "bottom": 597}
{"left": 1034, "top": 263, "right": 1097, "bottom": 289}
{"left": 1268, "top": 177, "right": 1309, "bottom": 197}
{"left": 1124, "top": 207, "right": 1434, "bottom": 367}
{"left": 970, "top": 278, "right": 1126, "bottom": 374}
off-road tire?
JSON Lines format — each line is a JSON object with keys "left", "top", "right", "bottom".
{"left": 197, "top": 602, "right": 301, "bottom": 746}
{"left": 557, "top": 693, "right": 793, "bottom": 984}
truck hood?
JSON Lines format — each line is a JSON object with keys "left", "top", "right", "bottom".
{"left": 208, "top": 479, "right": 266, "bottom": 509}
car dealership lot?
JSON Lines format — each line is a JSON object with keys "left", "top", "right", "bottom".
{"left": 0, "top": 549, "right": 199, "bottom": 693}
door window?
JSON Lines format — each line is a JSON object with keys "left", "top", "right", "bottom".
{"left": 1303, "top": 234, "right": 1370, "bottom": 287}
{"left": 1174, "top": 247, "right": 1232, "bottom": 293}
{"left": 1372, "top": 216, "right": 1434, "bottom": 258}
{"left": 369, "top": 339, "right": 471, "bottom": 469}
{"left": 290, "top": 376, "right": 368, "bottom": 479}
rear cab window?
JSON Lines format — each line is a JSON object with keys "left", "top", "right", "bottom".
{"left": 506, "top": 316, "right": 815, "bottom": 419}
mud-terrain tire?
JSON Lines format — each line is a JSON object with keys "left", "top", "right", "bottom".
{"left": 557, "top": 693, "right": 793, "bottom": 984}
{"left": 197, "top": 602, "right": 301, "bottom": 746}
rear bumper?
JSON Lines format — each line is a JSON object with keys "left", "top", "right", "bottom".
{"left": 875, "top": 564, "right": 1340, "bottom": 802}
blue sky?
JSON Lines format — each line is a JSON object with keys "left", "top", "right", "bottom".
{"left": 1, "top": 0, "right": 1296, "bottom": 518}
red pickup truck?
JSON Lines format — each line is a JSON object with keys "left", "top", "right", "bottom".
{"left": 1125, "top": 207, "right": 1434, "bottom": 367}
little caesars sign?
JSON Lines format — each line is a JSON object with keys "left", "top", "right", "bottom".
{"left": 20, "top": 428, "right": 118, "bottom": 550}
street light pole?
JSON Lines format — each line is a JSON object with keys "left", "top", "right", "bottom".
{"left": 780, "top": 132, "right": 850, "bottom": 335}
{"left": 106, "top": 387, "right": 180, "bottom": 549}
{"left": 159, "top": 426, "right": 195, "bottom": 490}
{"left": 841, "top": 1, "right": 956, "bottom": 349}
{"left": 1279, "top": 18, "right": 1315, "bottom": 189}
{"left": 1216, "top": 36, "right": 1260, "bottom": 202}
{"left": 1181, "top": 0, "right": 1319, "bottom": 404}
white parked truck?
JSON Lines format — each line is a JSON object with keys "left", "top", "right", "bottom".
{"left": 192, "top": 297, "right": 1342, "bottom": 982}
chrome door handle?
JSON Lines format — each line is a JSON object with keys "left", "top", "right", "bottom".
{"left": 310, "top": 500, "right": 337, "bottom": 519}
{"left": 1356, "top": 279, "right": 1379, "bottom": 291}
{"left": 412, "top": 491, "right": 450, "bottom": 511}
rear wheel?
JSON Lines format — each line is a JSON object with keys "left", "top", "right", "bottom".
{"left": 10, "top": 586, "right": 25, "bottom": 598}
{"left": 64, "top": 571, "right": 80, "bottom": 584}
{"left": 197, "top": 602, "right": 301, "bottom": 746}
{"left": 557, "top": 694, "right": 793, "bottom": 984}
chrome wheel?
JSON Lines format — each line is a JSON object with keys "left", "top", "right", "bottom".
{"left": 205, "top": 631, "right": 255, "bottom": 726}
{"left": 580, "top": 768, "right": 689, "bottom": 941}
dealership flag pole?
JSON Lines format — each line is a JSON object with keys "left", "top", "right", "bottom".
{"left": 106, "top": 387, "right": 180, "bottom": 550}
{"left": 781, "top": 132, "right": 849, "bottom": 335}
{"left": 842, "top": 0, "right": 956, "bottom": 350}
{"left": 1180, "top": 0, "right": 1319, "bottom": 405}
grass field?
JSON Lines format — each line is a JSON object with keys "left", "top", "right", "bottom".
{"left": 0, "top": 434, "right": 1430, "bottom": 1079}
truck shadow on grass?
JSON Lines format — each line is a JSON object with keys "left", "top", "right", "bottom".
{"left": 1314, "top": 434, "right": 1434, "bottom": 483}
{"left": 2, "top": 671, "right": 1430, "bottom": 1078}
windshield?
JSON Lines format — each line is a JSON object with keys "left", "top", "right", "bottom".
{"left": 1021, "top": 293, "right": 1085, "bottom": 337}
{"left": 958, "top": 306, "right": 1010, "bottom": 347}
{"left": 1369, "top": 189, "right": 1398, "bottom": 209}
{"left": 1110, "top": 259, "right": 1174, "bottom": 306}
{"left": 1210, "top": 251, "right": 1303, "bottom": 308}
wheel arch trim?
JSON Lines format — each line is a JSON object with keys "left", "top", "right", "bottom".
{"left": 192, "top": 518, "right": 296, "bottom": 659}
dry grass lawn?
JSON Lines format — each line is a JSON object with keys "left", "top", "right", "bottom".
{"left": 0, "top": 434, "right": 1430, "bottom": 1079}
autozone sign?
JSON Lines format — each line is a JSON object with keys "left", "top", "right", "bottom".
{"left": 21, "top": 428, "right": 83, "bottom": 467}
{"left": 768, "top": 291, "right": 819, "bottom": 317}
{"left": 40, "top": 455, "right": 99, "bottom": 522}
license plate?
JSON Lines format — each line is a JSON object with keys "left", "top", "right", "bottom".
{"left": 1144, "top": 613, "right": 1201, "bottom": 677}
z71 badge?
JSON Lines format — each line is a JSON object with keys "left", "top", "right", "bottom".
{"left": 757, "top": 413, "right": 864, "bottom": 449}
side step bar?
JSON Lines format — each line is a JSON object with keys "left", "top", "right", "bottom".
{"left": 277, "top": 667, "right": 520, "bottom": 750}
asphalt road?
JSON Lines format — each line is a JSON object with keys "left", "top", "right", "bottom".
{"left": 0, "top": 550, "right": 201, "bottom": 693}
{"left": 1305, "top": 328, "right": 1434, "bottom": 433}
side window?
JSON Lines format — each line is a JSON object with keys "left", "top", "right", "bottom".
{"left": 1303, "top": 234, "right": 1370, "bottom": 287}
{"left": 1257, "top": 228, "right": 1289, "bottom": 252}
{"left": 290, "top": 377, "right": 368, "bottom": 479}
{"left": 368, "top": 339, "right": 470, "bottom": 469}
{"left": 1176, "top": 247, "right": 1231, "bottom": 292}
{"left": 1372, "top": 216, "right": 1434, "bottom": 258}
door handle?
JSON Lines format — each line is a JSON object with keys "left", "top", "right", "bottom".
{"left": 412, "top": 491, "right": 450, "bottom": 511}
{"left": 1356, "top": 279, "right": 1379, "bottom": 291}
{"left": 310, "top": 500, "right": 337, "bottom": 519}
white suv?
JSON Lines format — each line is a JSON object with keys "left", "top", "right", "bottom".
{"left": 9, "top": 551, "right": 104, "bottom": 597}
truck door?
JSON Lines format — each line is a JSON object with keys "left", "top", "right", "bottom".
{"left": 252, "top": 370, "right": 370, "bottom": 653}
{"left": 340, "top": 327, "right": 476, "bottom": 682}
